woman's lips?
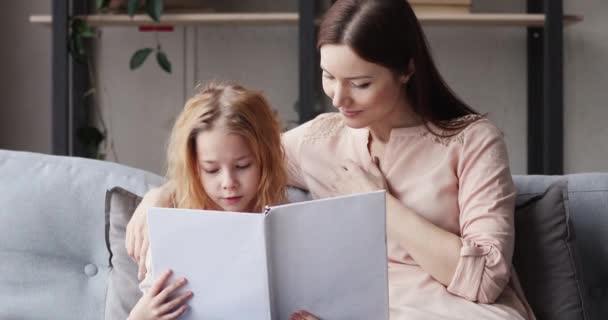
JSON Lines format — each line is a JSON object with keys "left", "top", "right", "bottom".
{"left": 341, "top": 109, "right": 362, "bottom": 118}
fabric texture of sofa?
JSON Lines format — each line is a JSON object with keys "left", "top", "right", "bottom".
{"left": 0, "top": 149, "right": 606, "bottom": 320}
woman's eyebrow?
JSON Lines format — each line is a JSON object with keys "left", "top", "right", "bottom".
{"left": 321, "top": 67, "right": 373, "bottom": 80}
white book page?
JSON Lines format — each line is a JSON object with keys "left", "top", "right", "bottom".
{"left": 148, "top": 208, "right": 271, "bottom": 320}
{"left": 265, "top": 191, "right": 389, "bottom": 320}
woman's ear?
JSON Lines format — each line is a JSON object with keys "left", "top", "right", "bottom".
{"left": 400, "top": 59, "right": 416, "bottom": 84}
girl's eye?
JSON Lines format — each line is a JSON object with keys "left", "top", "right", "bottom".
{"left": 322, "top": 73, "right": 335, "bottom": 80}
{"left": 236, "top": 163, "right": 251, "bottom": 170}
{"left": 352, "top": 82, "right": 370, "bottom": 89}
{"left": 202, "top": 168, "right": 219, "bottom": 174}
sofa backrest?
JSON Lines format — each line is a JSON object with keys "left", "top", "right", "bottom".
{"left": 513, "top": 174, "right": 608, "bottom": 320}
{"left": 0, "top": 150, "right": 164, "bottom": 320}
{"left": 1, "top": 149, "right": 606, "bottom": 320}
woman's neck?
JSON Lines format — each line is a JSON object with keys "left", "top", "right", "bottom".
{"left": 368, "top": 97, "right": 421, "bottom": 143}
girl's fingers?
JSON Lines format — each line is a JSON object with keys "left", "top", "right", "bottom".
{"left": 158, "top": 291, "right": 193, "bottom": 315}
{"left": 300, "top": 310, "right": 319, "bottom": 320}
{"left": 156, "top": 277, "right": 188, "bottom": 302}
{"left": 161, "top": 304, "right": 188, "bottom": 320}
{"left": 289, "top": 311, "right": 304, "bottom": 320}
{"left": 149, "top": 269, "right": 173, "bottom": 296}
{"left": 290, "top": 310, "right": 319, "bottom": 320}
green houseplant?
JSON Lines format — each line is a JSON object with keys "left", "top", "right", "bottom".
{"left": 68, "top": 0, "right": 173, "bottom": 159}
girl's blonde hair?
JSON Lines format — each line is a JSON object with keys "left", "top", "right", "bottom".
{"left": 166, "top": 81, "right": 287, "bottom": 212}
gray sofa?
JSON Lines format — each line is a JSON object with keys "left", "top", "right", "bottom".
{"left": 0, "top": 149, "right": 606, "bottom": 320}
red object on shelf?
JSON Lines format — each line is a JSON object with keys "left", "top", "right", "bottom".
{"left": 138, "top": 25, "right": 174, "bottom": 32}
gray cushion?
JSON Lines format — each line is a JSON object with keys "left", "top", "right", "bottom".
{"left": 514, "top": 173, "right": 608, "bottom": 320}
{"left": 0, "top": 149, "right": 163, "bottom": 320}
{"left": 513, "top": 179, "right": 587, "bottom": 320}
{"left": 105, "top": 187, "right": 144, "bottom": 320}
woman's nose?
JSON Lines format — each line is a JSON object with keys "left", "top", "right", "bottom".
{"left": 332, "top": 84, "right": 350, "bottom": 108}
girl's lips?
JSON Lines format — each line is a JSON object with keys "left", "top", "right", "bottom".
{"left": 223, "top": 196, "right": 242, "bottom": 204}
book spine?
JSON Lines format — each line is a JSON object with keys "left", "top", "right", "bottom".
{"left": 263, "top": 210, "right": 276, "bottom": 319}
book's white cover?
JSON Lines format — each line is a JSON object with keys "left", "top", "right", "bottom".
{"left": 148, "top": 191, "right": 388, "bottom": 320}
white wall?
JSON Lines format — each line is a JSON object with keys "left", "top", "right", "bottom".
{"left": 563, "top": 0, "right": 608, "bottom": 173}
{"left": 426, "top": 0, "right": 527, "bottom": 173}
{"left": 0, "top": 1, "right": 51, "bottom": 153}
{"left": 96, "top": 0, "right": 300, "bottom": 174}
{"left": 2, "top": 0, "right": 607, "bottom": 175}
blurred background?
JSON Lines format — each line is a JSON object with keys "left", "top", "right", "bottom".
{"left": 1, "top": 0, "right": 606, "bottom": 175}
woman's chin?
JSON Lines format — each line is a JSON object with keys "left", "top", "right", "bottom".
{"left": 341, "top": 116, "right": 369, "bottom": 129}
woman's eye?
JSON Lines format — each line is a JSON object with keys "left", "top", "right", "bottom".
{"left": 352, "top": 82, "right": 370, "bottom": 89}
{"left": 202, "top": 168, "right": 219, "bottom": 174}
{"left": 322, "top": 73, "right": 335, "bottom": 80}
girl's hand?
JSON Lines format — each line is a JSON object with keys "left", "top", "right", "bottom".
{"left": 290, "top": 310, "right": 320, "bottom": 320}
{"left": 329, "top": 158, "right": 388, "bottom": 195}
{"left": 129, "top": 270, "right": 193, "bottom": 320}
{"left": 126, "top": 184, "right": 172, "bottom": 280}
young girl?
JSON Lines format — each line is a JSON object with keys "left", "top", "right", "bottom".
{"left": 128, "top": 81, "right": 288, "bottom": 320}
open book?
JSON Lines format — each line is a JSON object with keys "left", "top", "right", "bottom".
{"left": 147, "top": 191, "right": 388, "bottom": 320}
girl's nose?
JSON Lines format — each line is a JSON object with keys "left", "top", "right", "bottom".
{"left": 222, "top": 171, "right": 238, "bottom": 190}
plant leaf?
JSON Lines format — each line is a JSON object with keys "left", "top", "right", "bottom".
{"left": 130, "top": 48, "right": 153, "bottom": 70}
{"left": 146, "top": 0, "right": 164, "bottom": 22}
{"left": 127, "top": 0, "right": 140, "bottom": 17}
{"left": 68, "top": 36, "right": 84, "bottom": 63}
{"left": 80, "top": 24, "right": 96, "bottom": 38}
{"left": 156, "top": 50, "right": 172, "bottom": 73}
{"left": 96, "top": 0, "right": 110, "bottom": 10}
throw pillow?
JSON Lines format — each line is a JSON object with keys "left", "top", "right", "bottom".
{"left": 513, "top": 179, "right": 588, "bottom": 320}
{"left": 104, "top": 187, "right": 144, "bottom": 320}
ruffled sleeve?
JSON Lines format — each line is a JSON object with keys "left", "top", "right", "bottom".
{"left": 446, "top": 120, "right": 516, "bottom": 304}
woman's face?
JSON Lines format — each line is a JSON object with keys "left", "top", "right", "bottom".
{"left": 320, "top": 44, "right": 408, "bottom": 130}
{"left": 195, "top": 129, "right": 261, "bottom": 212}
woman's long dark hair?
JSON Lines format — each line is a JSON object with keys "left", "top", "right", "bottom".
{"left": 318, "top": 0, "right": 481, "bottom": 135}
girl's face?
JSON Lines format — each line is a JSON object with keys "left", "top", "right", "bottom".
{"left": 320, "top": 44, "right": 410, "bottom": 131}
{"left": 195, "top": 129, "right": 261, "bottom": 212}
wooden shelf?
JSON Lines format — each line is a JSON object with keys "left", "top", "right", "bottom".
{"left": 29, "top": 12, "right": 583, "bottom": 27}
{"left": 420, "top": 13, "right": 582, "bottom": 26}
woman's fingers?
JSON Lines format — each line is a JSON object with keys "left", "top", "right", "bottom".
{"left": 127, "top": 200, "right": 146, "bottom": 262}
{"left": 125, "top": 222, "right": 133, "bottom": 259}
{"left": 137, "top": 234, "right": 149, "bottom": 280}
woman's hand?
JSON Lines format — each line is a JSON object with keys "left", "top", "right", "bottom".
{"left": 329, "top": 158, "right": 388, "bottom": 195}
{"left": 129, "top": 270, "right": 193, "bottom": 320}
{"left": 290, "top": 310, "right": 320, "bottom": 320}
{"left": 126, "top": 184, "right": 173, "bottom": 280}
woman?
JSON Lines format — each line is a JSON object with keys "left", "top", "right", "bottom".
{"left": 128, "top": 1, "right": 535, "bottom": 319}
